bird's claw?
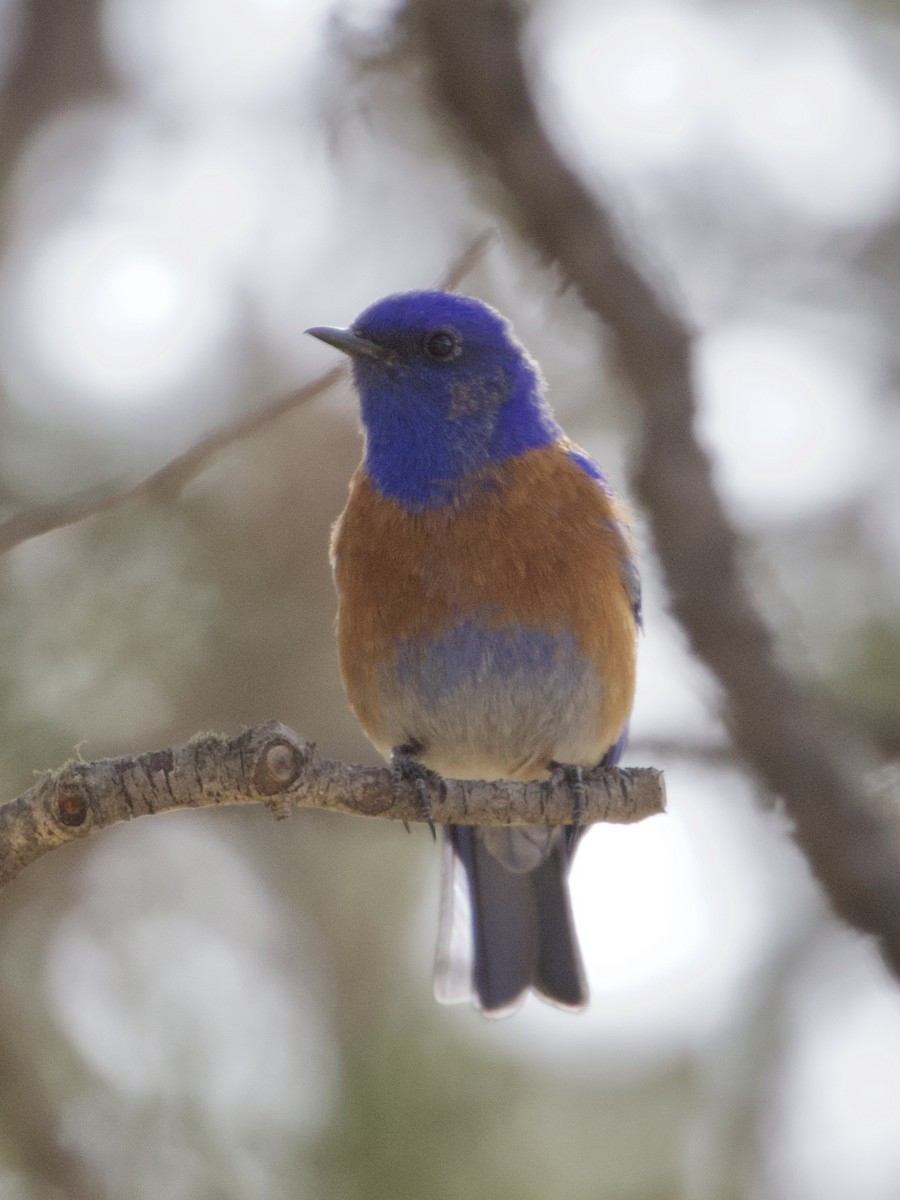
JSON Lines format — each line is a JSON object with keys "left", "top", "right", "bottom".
{"left": 550, "top": 761, "right": 587, "bottom": 836}
{"left": 391, "top": 744, "right": 440, "bottom": 841}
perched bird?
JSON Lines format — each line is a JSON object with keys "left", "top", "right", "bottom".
{"left": 308, "top": 291, "right": 639, "bottom": 1016}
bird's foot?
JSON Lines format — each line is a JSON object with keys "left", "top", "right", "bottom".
{"left": 391, "top": 742, "right": 439, "bottom": 841}
{"left": 549, "top": 761, "right": 587, "bottom": 837}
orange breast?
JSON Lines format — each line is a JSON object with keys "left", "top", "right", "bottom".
{"left": 330, "top": 443, "right": 638, "bottom": 778}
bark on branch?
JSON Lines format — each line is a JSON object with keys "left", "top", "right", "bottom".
{"left": 0, "top": 721, "right": 664, "bottom": 890}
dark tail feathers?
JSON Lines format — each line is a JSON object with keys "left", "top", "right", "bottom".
{"left": 442, "top": 825, "right": 587, "bottom": 1016}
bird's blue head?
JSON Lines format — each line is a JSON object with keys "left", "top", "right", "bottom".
{"left": 307, "top": 291, "right": 561, "bottom": 510}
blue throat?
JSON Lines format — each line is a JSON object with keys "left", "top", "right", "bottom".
{"left": 357, "top": 357, "right": 561, "bottom": 510}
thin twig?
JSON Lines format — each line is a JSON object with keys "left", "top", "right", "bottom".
{"left": 0, "top": 720, "right": 664, "bottom": 890}
{"left": 0, "top": 230, "right": 496, "bottom": 558}
{"left": 0, "top": 368, "right": 346, "bottom": 556}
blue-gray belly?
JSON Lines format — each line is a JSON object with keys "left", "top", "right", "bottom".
{"left": 376, "top": 618, "right": 606, "bottom": 780}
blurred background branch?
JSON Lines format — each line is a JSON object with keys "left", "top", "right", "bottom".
{"left": 0, "top": 0, "right": 112, "bottom": 212}
{"left": 407, "top": 0, "right": 900, "bottom": 979}
{"left": 0, "top": 365, "right": 346, "bottom": 554}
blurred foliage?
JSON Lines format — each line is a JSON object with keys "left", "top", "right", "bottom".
{"left": 0, "top": 1, "right": 899, "bottom": 1199}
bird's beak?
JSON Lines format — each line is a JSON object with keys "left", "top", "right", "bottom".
{"left": 305, "top": 326, "right": 390, "bottom": 362}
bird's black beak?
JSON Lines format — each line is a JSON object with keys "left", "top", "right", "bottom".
{"left": 305, "top": 326, "right": 390, "bottom": 362}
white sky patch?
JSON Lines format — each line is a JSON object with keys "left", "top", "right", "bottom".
{"left": 44, "top": 821, "right": 336, "bottom": 1132}
{"left": 6, "top": 216, "right": 239, "bottom": 413}
{"left": 697, "top": 320, "right": 878, "bottom": 523}
{"left": 90, "top": 119, "right": 338, "bottom": 280}
{"left": 723, "top": 15, "right": 900, "bottom": 226}
{"left": 103, "top": 0, "right": 333, "bottom": 111}
{"left": 628, "top": 588, "right": 721, "bottom": 744}
{"left": 539, "top": 0, "right": 731, "bottom": 173}
{"left": 764, "top": 939, "right": 900, "bottom": 1200}
{"left": 537, "top": 0, "right": 900, "bottom": 227}
{"left": 1, "top": 104, "right": 340, "bottom": 416}
{"left": 573, "top": 805, "right": 713, "bottom": 998}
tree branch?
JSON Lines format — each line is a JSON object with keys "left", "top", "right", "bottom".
{"left": 406, "top": 0, "right": 900, "bottom": 974}
{"left": 0, "top": 229, "right": 495, "bottom": 559}
{"left": 0, "top": 720, "right": 664, "bottom": 890}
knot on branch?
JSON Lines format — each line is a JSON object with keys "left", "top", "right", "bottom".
{"left": 249, "top": 723, "right": 314, "bottom": 818}
{"left": 254, "top": 738, "right": 306, "bottom": 795}
{"left": 44, "top": 763, "right": 93, "bottom": 832}
{"left": 55, "top": 785, "right": 89, "bottom": 828}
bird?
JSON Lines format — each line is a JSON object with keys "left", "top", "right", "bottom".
{"left": 307, "top": 290, "right": 639, "bottom": 1017}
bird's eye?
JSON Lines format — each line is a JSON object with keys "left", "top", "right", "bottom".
{"left": 424, "top": 329, "right": 461, "bottom": 361}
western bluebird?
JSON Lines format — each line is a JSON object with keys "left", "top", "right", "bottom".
{"left": 308, "top": 291, "right": 639, "bottom": 1016}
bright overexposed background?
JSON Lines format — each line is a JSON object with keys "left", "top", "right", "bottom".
{"left": 1, "top": 1, "right": 899, "bottom": 1198}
